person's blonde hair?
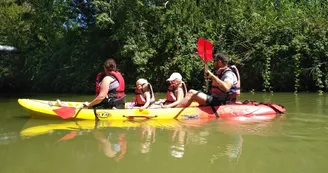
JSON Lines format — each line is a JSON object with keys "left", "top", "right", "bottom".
{"left": 136, "top": 78, "right": 150, "bottom": 90}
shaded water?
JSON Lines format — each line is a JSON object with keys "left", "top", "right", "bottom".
{"left": 1, "top": 93, "right": 328, "bottom": 173}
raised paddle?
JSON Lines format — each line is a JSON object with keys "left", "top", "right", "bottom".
{"left": 204, "top": 39, "right": 213, "bottom": 63}
{"left": 197, "top": 38, "right": 213, "bottom": 93}
{"left": 197, "top": 38, "right": 205, "bottom": 59}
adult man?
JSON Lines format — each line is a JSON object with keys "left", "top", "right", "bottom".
{"left": 177, "top": 53, "right": 238, "bottom": 107}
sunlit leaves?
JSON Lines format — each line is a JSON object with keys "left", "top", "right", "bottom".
{"left": 1, "top": 0, "right": 328, "bottom": 93}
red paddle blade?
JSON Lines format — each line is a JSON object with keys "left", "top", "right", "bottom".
{"left": 204, "top": 40, "right": 213, "bottom": 63}
{"left": 53, "top": 107, "right": 76, "bottom": 119}
{"left": 58, "top": 131, "right": 77, "bottom": 142}
{"left": 197, "top": 38, "right": 206, "bottom": 59}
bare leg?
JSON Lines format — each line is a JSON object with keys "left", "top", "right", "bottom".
{"left": 56, "top": 99, "right": 68, "bottom": 107}
{"left": 176, "top": 89, "right": 208, "bottom": 107}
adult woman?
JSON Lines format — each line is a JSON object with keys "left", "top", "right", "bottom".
{"left": 84, "top": 59, "right": 125, "bottom": 109}
{"left": 162, "top": 72, "right": 187, "bottom": 108}
{"left": 135, "top": 78, "right": 155, "bottom": 111}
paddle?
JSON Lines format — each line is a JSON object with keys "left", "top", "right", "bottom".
{"left": 197, "top": 38, "right": 213, "bottom": 93}
{"left": 197, "top": 38, "right": 205, "bottom": 59}
{"left": 53, "top": 105, "right": 84, "bottom": 119}
{"left": 57, "top": 131, "right": 78, "bottom": 142}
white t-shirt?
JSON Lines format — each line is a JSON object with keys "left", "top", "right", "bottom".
{"left": 221, "top": 70, "right": 237, "bottom": 87}
{"left": 211, "top": 69, "right": 238, "bottom": 101}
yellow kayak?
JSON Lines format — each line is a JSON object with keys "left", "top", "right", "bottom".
{"left": 20, "top": 119, "right": 182, "bottom": 138}
{"left": 20, "top": 116, "right": 284, "bottom": 139}
{"left": 18, "top": 99, "right": 285, "bottom": 120}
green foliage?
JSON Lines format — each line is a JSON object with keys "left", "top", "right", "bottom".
{"left": 1, "top": 0, "right": 328, "bottom": 93}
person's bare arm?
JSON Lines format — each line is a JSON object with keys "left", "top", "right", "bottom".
{"left": 164, "top": 88, "right": 184, "bottom": 108}
{"left": 206, "top": 71, "right": 232, "bottom": 92}
{"left": 86, "top": 76, "right": 113, "bottom": 108}
{"left": 140, "top": 91, "right": 151, "bottom": 110}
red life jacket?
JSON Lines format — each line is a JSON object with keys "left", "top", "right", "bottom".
{"left": 95, "top": 71, "right": 125, "bottom": 98}
{"left": 108, "top": 71, "right": 125, "bottom": 98}
{"left": 135, "top": 83, "right": 155, "bottom": 106}
{"left": 211, "top": 65, "right": 241, "bottom": 102}
{"left": 166, "top": 82, "right": 187, "bottom": 103}
{"left": 95, "top": 72, "right": 105, "bottom": 96}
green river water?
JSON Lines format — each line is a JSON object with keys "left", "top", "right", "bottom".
{"left": 0, "top": 92, "right": 327, "bottom": 173}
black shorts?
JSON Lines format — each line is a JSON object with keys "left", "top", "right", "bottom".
{"left": 94, "top": 96, "right": 126, "bottom": 109}
{"left": 206, "top": 95, "right": 225, "bottom": 106}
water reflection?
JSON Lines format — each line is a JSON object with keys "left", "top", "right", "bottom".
{"left": 170, "top": 125, "right": 186, "bottom": 158}
{"left": 16, "top": 117, "right": 283, "bottom": 170}
{"left": 291, "top": 93, "right": 328, "bottom": 116}
{"left": 0, "top": 117, "right": 28, "bottom": 145}
{"left": 140, "top": 123, "right": 156, "bottom": 154}
{"left": 3, "top": 93, "right": 328, "bottom": 173}
{"left": 0, "top": 132, "right": 19, "bottom": 145}
{"left": 93, "top": 130, "right": 127, "bottom": 161}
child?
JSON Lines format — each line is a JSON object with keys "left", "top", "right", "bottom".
{"left": 162, "top": 72, "right": 187, "bottom": 108}
{"left": 135, "top": 78, "right": 155, "bottom": 111}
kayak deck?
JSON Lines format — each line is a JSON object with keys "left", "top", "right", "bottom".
{"left": 18, "top": 99, "right": 285, "bottom": 120}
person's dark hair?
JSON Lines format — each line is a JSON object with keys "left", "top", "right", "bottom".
{"left": 214, "top": 53, "right": 229, "bottom": 66}
{"left": 104, "top": 58, "right": 117, "bottom": 71}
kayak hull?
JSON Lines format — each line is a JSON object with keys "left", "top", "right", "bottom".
{"left": 18, "top": 99, "right": 285, "bottom": 120}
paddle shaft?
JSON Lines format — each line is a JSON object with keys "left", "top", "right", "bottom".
{"left": 205, "top": 63, "right": 209, "bottom": 93}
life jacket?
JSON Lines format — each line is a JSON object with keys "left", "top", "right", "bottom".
{"left": 230, "top": 65, "right": 241, "bottom": 95}
{"left": 95, "top": 72, "right": 106, "bottom": 96}
{"left": 166, "top": 82, "right": 187, "bottom": 103}
{"left": 211, "top": 65, "right": 240, "bottom": 102}
{"left": 108, "top": 71, "right": 125, "bottom": 98}
{"left": 135, "top": 83, "right": 155, "bottom": 106}
{"left": 95, "top": 71, "right": 125, "bottom": 98}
